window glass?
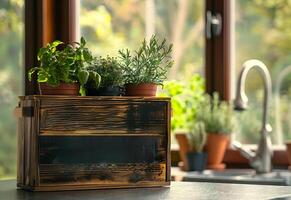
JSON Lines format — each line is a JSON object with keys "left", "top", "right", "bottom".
{"left": 80, "top": 0, "right": 204, "bottom": 81}
{"left": 0, "top": 0, "right": 23, "bottom": 179}
{"left": 235, "top": 0, "right": 291, "bottom": 144}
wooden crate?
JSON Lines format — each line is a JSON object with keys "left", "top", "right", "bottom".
{"left": 16, "top": 95, "right": 171, "bottom": 191}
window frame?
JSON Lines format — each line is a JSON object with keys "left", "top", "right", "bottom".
{"left": 205, "top": 0, "right": 232, "bottom": 101}
{"left": 25, "top": 0, "right": 78, "bottom": 95}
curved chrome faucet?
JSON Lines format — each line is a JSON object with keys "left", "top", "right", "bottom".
{"left": 233, "top": 59, "right": 273, "bottom": 174}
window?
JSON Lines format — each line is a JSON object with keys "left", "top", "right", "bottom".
{"left": 80, "top": 0, "right": 205, "bottom": 80}
{"left": 4, "top": 1, "right": 290, "bottom": 179}
{"left": 0, "top": 1, "right": 23, "bottom": 178}
{"left": 234, "top": 0, "right": 291, "bottom": 145}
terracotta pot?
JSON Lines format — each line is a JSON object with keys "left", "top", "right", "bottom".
{"left": 205, "top": 133, "right": 229, "bottom": 170}
{"left": 175, "top": 133, "right": 191, "bottom": 171}
{"left": 125, "top": 83, "right": 157, "bottom": 96}
{"left": 39, "top": 82, "right": 80, "bottom": 95}
{"left": 285, "top": 142, "right": 291, "bottom": 166}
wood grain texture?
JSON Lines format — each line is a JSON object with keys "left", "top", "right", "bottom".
{"left": 39, "top": 163, "right": 166, "bottom": 185}
{"left": 16, "top": 96, "right": 171, "bottom": 191}
{"left": 39, "top": 101, "right": 167, "bottom": 135}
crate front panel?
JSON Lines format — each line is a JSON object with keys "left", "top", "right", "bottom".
{"left": 39, "top": 99, "right": 167, "bottom": 135}
{"left": 38, "top": 136, "right": 167, "bottom": 185}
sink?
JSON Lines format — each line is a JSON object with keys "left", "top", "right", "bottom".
{"left": 171, "top": 167, "right": 291, "bottom": 186}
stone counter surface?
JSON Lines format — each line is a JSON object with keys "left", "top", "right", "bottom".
{"left": 1, "top": 180, "right": 291, "bottom": 200}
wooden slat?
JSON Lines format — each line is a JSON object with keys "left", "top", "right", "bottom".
{"left": 16, "top": 102, "right": 24, "bottom": 185}
{"left": 19, "top": 95, "right": 171, "bottom": 101}
{"left": 39, "top": 163, "right": 166, "bottom": 185}
{"left": 39, "top": 100, "right": 167, "bottom": 135}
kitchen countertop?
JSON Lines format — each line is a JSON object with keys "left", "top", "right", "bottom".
{"left": 1, "top": 180, "right": 291, "bottom": 200}
{"left": 171, "top": 167, "right": 291, "bottom": 186}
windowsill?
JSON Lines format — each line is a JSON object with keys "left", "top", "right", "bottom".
{"left": 171, "top": 143, "right": 287, "bottom": 151}
{"left": 171, "top": 143, "right": 289, "bottom": 167}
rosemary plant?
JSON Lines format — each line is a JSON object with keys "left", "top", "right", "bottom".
{"left": 119, "top": 35, "right": 173, "bottom": 85}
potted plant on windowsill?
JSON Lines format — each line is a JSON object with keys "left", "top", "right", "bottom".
{"left": 196, "top": 93, "right": 236, "bottom": 170}
{"left": 160, "top": 75, "right": 205, "bottom": 171}
{"left": 28, "top": 37, "right": 101, "bottom": 96}
{"left": 119, "top": 35, "right": 173, "bottom": 96}
{"left": 186, "top": 122, "right": 207, "bottom": 171}
{"left": 86, "top": 56, "right": 124, "bottom": 96}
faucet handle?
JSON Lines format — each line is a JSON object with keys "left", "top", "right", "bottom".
{"left": 232, "top": 141, "right": 255, "bottom": 160}
{"left": 265, "top": 123, "right": 272, "bottom": 133}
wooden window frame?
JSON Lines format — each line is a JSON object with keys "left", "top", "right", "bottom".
{"left": 25, "top": 0, "right": 78, "bottom": 95}
{"left": 205, "top": 0, "right": 231, "bottom": 101}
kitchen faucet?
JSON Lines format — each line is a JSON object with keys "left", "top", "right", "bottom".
{"left": 233, "top": 59, "right": 273, "bottom": 174}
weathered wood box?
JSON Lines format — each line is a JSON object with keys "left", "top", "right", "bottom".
{"left": 16, "top": 96, "right": 171, "bottom": 191}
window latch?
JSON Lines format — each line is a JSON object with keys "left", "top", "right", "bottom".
{"left": 206, "top": 11, "right": 222, "bottom": 39}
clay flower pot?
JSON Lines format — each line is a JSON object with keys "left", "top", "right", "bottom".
{"left": 125, "top": 83, "right": 157, "bottom": 96}
{"left": 39, "top": 82, "right": 80, "bottom": 95}
{"left": 205, "top": 133, "right": 229, "bottom": 170}
{"left": 175, "top": 133, "right": 191, "bottom": 171}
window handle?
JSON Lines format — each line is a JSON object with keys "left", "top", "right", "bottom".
{"left": 206, "top": 11, "right": 222, "bottom": 39}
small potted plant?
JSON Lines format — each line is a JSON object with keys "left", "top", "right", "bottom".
{"left": 196, "top": 93, "right": 236, "bottom": 170}
{"left": 186, "top": 122, "right": 207, "bottom": 171}
{"left": 86, "top": 56, "right": 124, "bottom": 96}
{"left": 28, "top": 37, "right": 101, "bottom": 96}
{"left": 160, "top": 75, "right": 205, "bottom": 171}
{"left": 119, "top": 35, "right": 173, "bottom": 96}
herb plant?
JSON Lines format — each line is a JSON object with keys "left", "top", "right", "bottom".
{"left": 88, "top": 56, "right": 123, "bottom": 88}
{"left": 196, "top": 93, "right": 236, "bottom": 135}
{"left": 158, "top": 74, "right": 205, "bottom": 132}
{"left": 187, "top": 122, "right": 207, "bottom": 152}
{"left": 119, "top": 35, "right": 173, "bottom": 85}
{"left": 28, "top": 37, "right": 101, "bottom": 96}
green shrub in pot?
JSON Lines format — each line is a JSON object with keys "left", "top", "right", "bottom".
{"left": 28, "top": 37, "right": 101, "bottom": 96}
{"left": 119, "top": 35, "right": 174, "bottom": 96}
{"left": 187, "top": 122, "right": 207, "bottom": 153}
{"left": 196, "top": 93, "right": 236, "bottom": 135}
{"left": 195, "top": 92, "right": 237, "bottom": 169}
{"left": 186, "top": 122, "right": 207, "bottom": 171}
{"left": 86, "top": 56, "right": 124, "bottom": 96}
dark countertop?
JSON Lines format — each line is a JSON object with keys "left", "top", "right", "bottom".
{"left": 1, "top": 180, "right": 291, "bottom": 200}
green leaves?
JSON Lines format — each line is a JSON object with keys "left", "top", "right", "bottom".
{"left": 158, "top": 75, "right": 205, "bottom": 133}
{"left": 90, "top": 71, "right": 101, "bottom": 88}
{"left": 187, "top": 122, "right": 206, "bottom": 152}
{"left": 37, "top": 69, "right": 49, "bottom": 83}
{"left": 119, "top": 35, "right": 173, "bottom": 85}
{"left": 28, "top": 37, "right": 97, "bottom": 95}
{"left": 28, "top": 68, "right": 38, "bottom": 81}
{"left": 196, "top": 92, "right": 236, "bottom": 135}
{"left": 29, "top": 35, "right": 172, "bottom": 95}
{"left": 88, "top": 56, "right": 122, "bottom": 88}
{"left": 79, "top": 86, "right": 86, "bottom": 96}
{"left": 81, "top": 36, "right": 86, "bottom": 47}
{"left": 78, "top": 70, "right": 89, "bottom": 85}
